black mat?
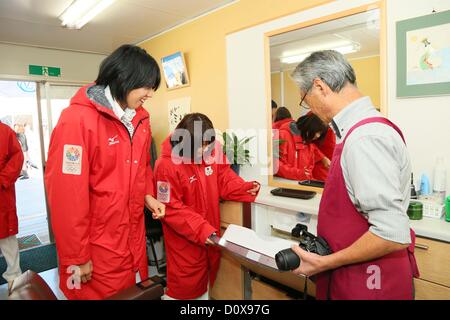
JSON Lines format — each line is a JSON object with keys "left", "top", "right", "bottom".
{"left": 0, "top": 243, "right": 57, "bottom": 285}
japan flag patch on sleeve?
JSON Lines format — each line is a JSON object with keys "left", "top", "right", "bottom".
{"left": 62, "top": 145, "right": 82, "bottom": 175}
{"left": 157, "top": 181, "right": 171, "bottom": 203}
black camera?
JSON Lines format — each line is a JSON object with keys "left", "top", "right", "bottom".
{"left": 275, "top": 224, "right": 332, "bottom": 271}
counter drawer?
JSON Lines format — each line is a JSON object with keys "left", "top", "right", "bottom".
{"left": 220, "top": 201, "right": 243, "bottom": 226}
{"left": 414, "top": 278, "right": 450, "bottom": 300}
{"left": 414, "top": 237, "right": 450, "bottom": 287}
{"left": 251, "top": 279, "right": 293, "bottom": 300}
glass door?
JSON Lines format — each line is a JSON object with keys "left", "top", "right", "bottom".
{"left": 39, "top": 83, "right": 83, "bottom": 161}
{"left": 0, "top": 80, "right": 83, "bottom": 249}
{"left": 0, "top": 80, "right": 49, "bottom": 248}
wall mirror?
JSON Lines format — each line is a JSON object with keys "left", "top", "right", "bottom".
{"left": 266, "top": 3, "right": 385, "bottom": 192}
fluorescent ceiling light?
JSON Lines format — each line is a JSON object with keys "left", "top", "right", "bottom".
{"left": 280, "top": 43, "right": 360, "bottom": 64}
{"left": 59, "top": 0, "right": 115, "bottom": 29}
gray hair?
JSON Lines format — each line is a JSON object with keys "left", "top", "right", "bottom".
{"left": 290, "top": 50, "right": 357, "bottom": 93}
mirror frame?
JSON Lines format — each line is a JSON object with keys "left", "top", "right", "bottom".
{"left": 265, "top": 0, "right": 386, "bottom": 193}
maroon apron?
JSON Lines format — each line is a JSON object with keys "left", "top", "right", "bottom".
{"left": 316, "top": 117, "right": 419, "bottom": 300}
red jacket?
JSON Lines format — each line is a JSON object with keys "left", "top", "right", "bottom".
{"left": 154, "top": 136, "right": 258, "bottom": 299}
{"left": 44, "top": 84, "right": 154, "bottom": 299}
{"left": 313, "top": 128, "right": 335, "bottom": 181}
{"left": 272, "top": 118, "right": 293, "bottom": 131}
{"left": 275, "top": 121, "right": 325, "bottom": 180}
{"left": 0, "top": 123, "right": 24, "bottom": 239}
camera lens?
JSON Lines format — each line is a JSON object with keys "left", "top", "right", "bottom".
{"left": 275, "top": 248, "right": 300, "bottom": 271}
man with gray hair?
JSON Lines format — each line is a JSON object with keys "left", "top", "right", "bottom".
{"left": 289, "top": 50, "right": 419, "bottom": 300}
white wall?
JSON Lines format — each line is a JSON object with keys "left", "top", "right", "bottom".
{"left": 227, "top": 0, "right": 450, "bottom": 195}
{"left": 387, "top": 0, "right": 450, "bottom": 195}
{"left": 0, "top": 43, "right": 106, "bottom": 82}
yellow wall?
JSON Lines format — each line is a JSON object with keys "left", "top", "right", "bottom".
{"left": 270, "top": 55, "right": 380, "bottom": 121}
{"left": 270, "top": 72, "right": 281, "bottom": 109}
{"left": 283, "top": 71, "right": 301, "bottom": 120}
{"left": 270, "top": 71, "right": 300, "bottom": 120}
{"left": 349, "top": 55, "right": 380, "bottom": 108}
{"left": 140, "top": 0, "right": 330, "bottom": 153}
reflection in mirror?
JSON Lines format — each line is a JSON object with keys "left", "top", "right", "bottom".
{"left": 269, "top": 8, "right": 381, "bottom": 189}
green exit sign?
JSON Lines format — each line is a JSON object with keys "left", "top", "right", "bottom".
{"left": 29, "top": 65, "right": 61, "bottom": 77}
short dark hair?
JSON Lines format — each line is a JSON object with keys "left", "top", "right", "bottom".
{"left": 274, "top": 107, "right": 292, "bottom": 122}
{"left": 271, "top": 100, "right": 278, "bottom": 109}
{"left": 296, "top": 113, "right": 328, "bottom": 143}
{"left": 171, "top": 113, "right": 216, "bottom": 160}
{"left": 95, "top": 44, "right": 161, "bottom": 104}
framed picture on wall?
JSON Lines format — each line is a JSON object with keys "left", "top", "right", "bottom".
{"left": 397, "top": 9, "right": 450, "bottom": 97}
{"left": 161, "top": 51, "right": 190, "bottom": 90}
{"left": 168, "top": 97, "right": 191, "bottom": 131}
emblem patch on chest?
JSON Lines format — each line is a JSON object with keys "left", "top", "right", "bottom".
{"left": 157, "top": 181, "right": 171, "bottom": 203}
{"left": 62, "top": 145, "right": 82, "bottom": 175}
{"left": 205, "top": 166, "right": 213, "bottom": 176}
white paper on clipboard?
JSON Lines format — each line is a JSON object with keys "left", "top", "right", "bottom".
{"left": 213, "top": 224, "right": 297, "bottom": 271}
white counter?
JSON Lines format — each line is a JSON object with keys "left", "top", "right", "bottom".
{"left": 255, "top": 186, "right": 450, "bottom": 243}
{"left": 410, "top": 217, "right": 450, "bottom": 243}
{"left": 255, "top": 186, "right": 322, "bottom": 215}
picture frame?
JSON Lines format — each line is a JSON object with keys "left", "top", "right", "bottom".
{"left": 161, "top": 51, "right": 190, "bottom": 90}
{"left": 396, "top": 9, "right": 450, "bottom": 98}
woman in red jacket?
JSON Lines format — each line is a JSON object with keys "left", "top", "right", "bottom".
{"left": 0, "top": 122, "right": 24, "bottom": 290}
{"left": 272, "top": 107, "right": 293, "bottom": 131}
{"left": 45, "top": 45, "right": 165, "bottom": 300}
{"left": 275, "top": 113, "right": 330, "bottom": 181}
{"left": 313, "top": 127, "right": 336, "bottom": 181}
{"left": 154, "top": 113, "right": 260, "bottom": 300}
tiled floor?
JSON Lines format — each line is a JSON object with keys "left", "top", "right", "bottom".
{"left": 15, "top": 175, "right": 51, "bottom": 245}
{"left": 0, "top": 265, "right": 164, "bottom": 300}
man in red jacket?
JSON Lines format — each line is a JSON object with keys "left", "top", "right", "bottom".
{"left": 0, "top": 122, "right": 24, "bottom": 290}
{"left": 45, "top": 45, "right": 165, "bottom": 300}
{"left": 154, "top": 113, "right": 260, "bottom": 300}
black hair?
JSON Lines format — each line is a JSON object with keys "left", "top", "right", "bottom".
{"left": 296, "top": 113, "right": 328, "bottom": 143}
{"left": 274, "top": 107, "right": 292, "bottom": 122}
{"left": 171, "top": 113, "right": 216, "bottom": 161}
{"left": 271, "top": 100, "right": 278, "bottom": 109}
{"left": 95, "top": 44, "right": 161, "bottom": 104}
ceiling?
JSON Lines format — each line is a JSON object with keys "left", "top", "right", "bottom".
{"left": 270, "top": 9, "right": 380, "bottom": 72}
{"left": 0, "top": 0, "right": 236, "bottom": 54}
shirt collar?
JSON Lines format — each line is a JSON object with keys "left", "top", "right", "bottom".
{"left": 105, "top": 86, "right": 125, "bottom": 120}
{"left": 331, "top": 96, "right": 375, "bottom": 143}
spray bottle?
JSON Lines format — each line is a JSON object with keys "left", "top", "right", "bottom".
{"left": 433, "top": 157, "right": 447, "bottom": 205}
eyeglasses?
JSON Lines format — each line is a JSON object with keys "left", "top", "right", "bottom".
{"left": 299, "top": 89, "right": 310, "bottom": 109}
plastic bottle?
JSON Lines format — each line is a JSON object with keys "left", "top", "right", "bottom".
{"left": 433, "top": 157, "right": 447, "bottom": 205}
{"left": 445, "top": 195, "right": 450, "bottom": 222}
{"left": 420, "top": 174, "right": 430, "bottom": 196}
{"left": 410, "top": 173, "right": 417, "bottom": 199}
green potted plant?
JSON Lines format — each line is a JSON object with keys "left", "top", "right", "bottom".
{"left": 222, "top": 132, "right": 254, "bottom": 175}
{"left": 272, "top": 139, "right": 286, "bottom": 159}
